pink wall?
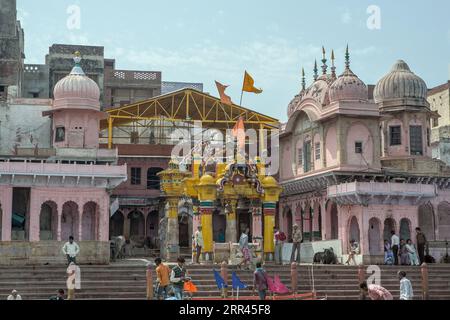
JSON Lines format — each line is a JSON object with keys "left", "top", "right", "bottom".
{"left": 325, "top": 126, "right": 338, "bottom": 167}
{"left": 346, "top": 123, "right": 374, "bottom": 166}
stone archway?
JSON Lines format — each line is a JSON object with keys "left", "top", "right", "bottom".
{"left": 348, "top": 216, "right": 360, "bottom": 244}
{"left": 330, "top": 202, "right": 339, "bottom": 240}
{"left": 110, "top": 211, "right": 124, "bottom": 239}
{"left": 146, "top": 210, "right": 159, "bottom": 248}
{"left": 418, "top": 203, "right": 435, "bottom": 241}
{"left": 399, "top": 218, "right": 411, "bottom": 241}
{"left": 128, "top": 210, "right": 145, "bottom": 241}
{"left": 368, "top": 217, "right": 382, "bottom": 255}
{"left": 383, "top": 218, "right": 396, "bottom": 242}
{"left": 40, "top": 201, "right": 58, "bottom": 240}
{"left": 82, "top": 201, "right": 99, "bottom": 241}
{"left": 61, "top": 201, "right": 79, "bottom": 241}
{"left": 438, "top": 202, "right": 450, "bottom": 240}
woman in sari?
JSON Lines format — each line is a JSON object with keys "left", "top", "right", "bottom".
{"left": 384, "top": 240, "right": 394, "bottom": 265}
{"left": 399, "top": 239, "right": 411, "bottom": 265}
{"left": 406, "top": 239, "right": 420, "bottom": 266}
{"left": 238, "top": 227, "right": 251, "bottom": 270}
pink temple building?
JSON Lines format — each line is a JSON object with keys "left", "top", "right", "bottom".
{"left": 278, "top": 47, "right": 450, "bottom": 264}
{"left": 0, "top": 55, "right": 127, "bottom": 265}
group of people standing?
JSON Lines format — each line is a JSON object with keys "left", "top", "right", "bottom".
{"left": 155, "top": 256, "right": 196, "bottom": 300}
{"left": 384, "top": 228, "right": 427, "bottom": 266}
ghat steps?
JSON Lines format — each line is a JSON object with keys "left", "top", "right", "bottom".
{"left": 0, "top": 263, "right": 449, "bottom": 300}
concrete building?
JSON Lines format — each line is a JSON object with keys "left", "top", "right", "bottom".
{"left": 279, "top": 48, "right": 450, "bottom": 264}
{"left": 0, "top": 54, "right": 127, "bottom": 265}
{"left": 428, "top": 82, "right": 450, "bottom": 163}
{"left": 0, "top": 0, "right": 25, "bottom": 100}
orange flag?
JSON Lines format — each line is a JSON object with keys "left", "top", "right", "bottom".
{"left": 242, "top": 71, "right": 263, "bottom": 94}
{"left": 232, "top": 116, "right": 246, "bottom": 150}
{"left": 215, "top": 81, "right": 233, "bottom": 105}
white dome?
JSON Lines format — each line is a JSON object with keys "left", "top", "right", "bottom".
{"left": 329, "top": 68, "right": 368, "bottom": 102}
{"left": 374, "top": 60, "right": 428, "bottom": 107}
{"left": 53, "top": 55, "right": 101, "bottom": 110}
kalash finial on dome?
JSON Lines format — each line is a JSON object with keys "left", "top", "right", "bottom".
{"left": 321, "top": 46, "right": 328, "bottom": 75}
{"left": 345, "top": 44, "right": 350, "bottom": 70}
{"left": 313, "top": 59, "right": 318, "bottom": 81}
{"left": 331, "top": 49, "right": 336, "bottom": 79}
{"left": 70, "top": 51, "right": 85, "bottom": 76}
{"left": 301, "top": 67, "right": 306, "bottom": 91}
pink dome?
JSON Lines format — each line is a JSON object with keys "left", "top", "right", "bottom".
{"left": 329, "top": 68, "right": 368, "bottom": 102}
{"left": 53, "top": 54, "right": 100, "bottom": 110}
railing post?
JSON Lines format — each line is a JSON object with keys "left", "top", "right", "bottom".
{"left": 291, "top": 262, "right": 298, "bottom": 295}
{"left": 221, "top": 261, "right": 228, "bottom": 298}
{"left": 358, "top": 264, "right": 365, "bottom": 284}
{"left": 146, "top": 264, "right": 153, "bottom": 300}
{"left": 421, "top": 263, "right": 429, "bottom": 300}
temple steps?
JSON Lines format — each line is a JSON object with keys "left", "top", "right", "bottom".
{"left": 0, "top": 263, "right": 449, "bottom": 300}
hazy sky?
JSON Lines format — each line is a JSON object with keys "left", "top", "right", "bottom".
{"left": 17, "top": 0, "right": 450, "bottom": 122}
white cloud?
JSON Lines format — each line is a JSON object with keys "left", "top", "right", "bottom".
{"left": 341, "top": 11, "right": 352, "bottom": 24}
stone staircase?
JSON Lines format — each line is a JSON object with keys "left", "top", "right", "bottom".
{"left": 0, "top": 262, "right": 449, "bottom": 300}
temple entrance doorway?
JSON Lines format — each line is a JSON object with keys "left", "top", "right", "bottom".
{"left": 213, "top": 210, "right": 226, "bottom": 243}
{"left": 237, "top": 209, "right": 252, "bottom": 241}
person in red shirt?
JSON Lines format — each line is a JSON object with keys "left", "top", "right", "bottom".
{"left": 359, "top": 281, "right": 393, "bottom": 300}
{"left": 273, "top": 227, "right": 286, "bottom": 265}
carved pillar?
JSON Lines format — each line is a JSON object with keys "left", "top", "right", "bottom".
{"left": 29, "top": 190, "right": 40, "bottom": 242}
{"left": 252, "top": 203, "right": 263, "bottom": 251}
{"left": 78, "top": 201, "right": 83, "bottom": 241}
{"left": 263, "top": 201, "right": 276, "bottom": 260}
{"left": 200, "top": 200, "right": 214, "bottom": 262}
{"left": 123, "top": 208, "right": 131, "bottom": 239}
{"left": 166, "top": 197, "right": 180, "bottom": 261}
{"left": 57, "top": 200, "right": 63, "bottom": 241}
{"left": 225, "top": 198, "right": 237, "bottom": 243}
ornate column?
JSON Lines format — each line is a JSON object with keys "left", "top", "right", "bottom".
{"left": 166, "top": 197, "right": 180, "bottom": 261}
{"left": 196, "top": 174, "right": 217, "bottom": 262}
{"left": 251, "top": 201, "right": 263, "bottom": 247}
{"left": 225, "top": 198, "right": 237, "bottom": 243}
{"left": 261, "top": 176, "right": 282, "bottom": 261}
{"left": 263, "top": 201, "right": 276, "bottom": 260}
{"left": 78, "top": 202, "right": 83, "bottom": 241}
{"left": 157, "top": 160, "right": 188, "bottom": 262}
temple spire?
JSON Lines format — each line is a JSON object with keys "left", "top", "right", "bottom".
{"left": 345, "top": 44, "right": 350, "bottom": 70}
{"left": 331, "top": 49, "right": 336, "bottom": 79}
{"left": 301, "top": 67, "right": 306, "bottom": 91}
{"left": 313, "top": 60, "right": 318, "bottom": 81}
{"left": 321, "top": 46, "right": 328, "bottom": 75}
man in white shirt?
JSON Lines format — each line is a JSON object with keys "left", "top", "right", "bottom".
{"left": 391, "top": 231, "right": 400, "bottom": 265}
{"left": 398, "top": 271, "right": 413, "bottom": 300}
{"left": 194, "top": 226, "right": 204, "bottom": 264}
{"left": 7, "top": 290, "right": 22, "bottom": 300}
{"left": 62, "top": 236, "right": 80, "bottom": 265}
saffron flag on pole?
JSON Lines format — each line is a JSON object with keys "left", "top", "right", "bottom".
{"left": 242, "top": 71, "right": 263, "bottom": 94}
{"left": 232, "top": 116, "right": 246, "bottom": 150}
{"left": 215, "top": 81, "right": 233, "bottom": 105}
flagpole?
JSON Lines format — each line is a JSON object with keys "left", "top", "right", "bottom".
{"left": 239, "top": 90, "right": 244, "bottom": 106}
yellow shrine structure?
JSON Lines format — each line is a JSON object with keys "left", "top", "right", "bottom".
{"left": 158, "top": 156, "right": 282, "bottom": 262}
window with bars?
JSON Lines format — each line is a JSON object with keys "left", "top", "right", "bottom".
{"left": 130, "top": 167, "right": 141, "bottom": 185}
{"left": 355, "top": 141, "right": 363, "bottom": 154}
{"left": 304, "top": 141, "right": 312, "bottom": 172}
{"left": 389, "top": 126, "right": 401, "bottom": 146}
{"left": 410, "top": 125, "right": 423, "bottom": 155}
{"left": 314, "top": 142, "right": 321, "bottom": 160}
{"left": 298, "top": 148, "right": 303, "bottom": 166}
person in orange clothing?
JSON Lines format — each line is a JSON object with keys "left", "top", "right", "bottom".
{"left": 155, "top": 258, "right": 171, "bottom": 300}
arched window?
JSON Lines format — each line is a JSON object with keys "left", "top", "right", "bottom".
{"left": 147, "top": 167, "right": 164, "bottom": 190}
